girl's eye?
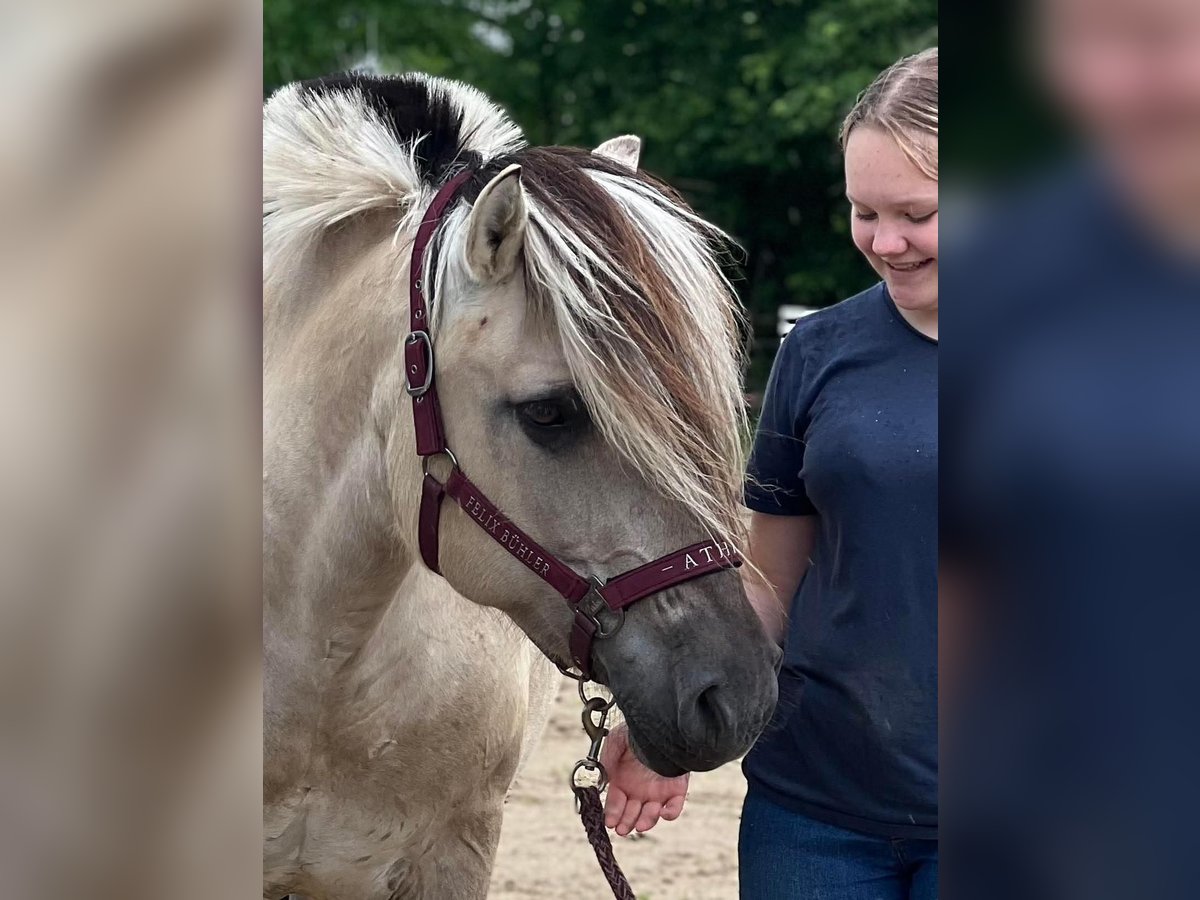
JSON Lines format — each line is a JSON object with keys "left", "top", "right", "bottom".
{"left": 854, "top": 211, "right": 878, "bottom": 222}
{"left": 907, "top": 210, "right": 937, "bottom": 223}
{"left": 519, "top": 400, "right": 565, "bottom": 427}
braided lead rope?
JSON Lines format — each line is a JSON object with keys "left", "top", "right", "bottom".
{"left": 575, "top": 785, "right": 637, "bottom": 900}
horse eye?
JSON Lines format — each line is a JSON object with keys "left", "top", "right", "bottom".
{"left": 519, "top": 400, "right": 566, "bottom": 428}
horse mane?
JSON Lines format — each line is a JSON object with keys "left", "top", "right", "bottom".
{"left": 263, "top": 73, "right": 750, "bottom": 550}
{"left": 263, "top": 73, "right": 523, "bottom": 286}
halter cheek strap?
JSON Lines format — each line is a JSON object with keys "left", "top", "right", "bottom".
{"left": 405, "top": 169, "right": 471, "bottom": 457}
{"left": 405, "top": 170, "right": 740, "bottom": 678}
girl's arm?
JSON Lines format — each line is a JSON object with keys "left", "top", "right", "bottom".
{"left": 744, "top": 511, "right": 817, "bottom": 644}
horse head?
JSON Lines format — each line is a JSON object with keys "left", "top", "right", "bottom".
{"left": 264, "top": 73, "right": 778, "bottom": 775}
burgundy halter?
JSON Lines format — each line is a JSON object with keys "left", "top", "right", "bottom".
{"left": 404, "top": 169, "right": 741, "bottom": 679}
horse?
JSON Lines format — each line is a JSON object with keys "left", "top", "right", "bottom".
{"left": 263, "top": 72, "right": 779, "bottom": 899}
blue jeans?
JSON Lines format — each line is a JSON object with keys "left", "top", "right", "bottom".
{"left": 739, "top": 789, "right": 938, "bottom": 899}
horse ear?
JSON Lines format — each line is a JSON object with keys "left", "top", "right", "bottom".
{"left": 592, "top": 135, "right": 642, "bottom": 171}
{"left": 464, "top": 164, "right": 527, "bottom": 284}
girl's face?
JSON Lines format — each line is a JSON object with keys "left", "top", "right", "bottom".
{"left": 1042, "top": 0, "right": 1200, "bottom": 237}
{"left": 845, "top": 126, "right": 939, "bottom": 312}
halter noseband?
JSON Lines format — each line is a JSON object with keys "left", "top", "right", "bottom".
{"left": 405, "top": 169, "right": 741, "bottom": 679}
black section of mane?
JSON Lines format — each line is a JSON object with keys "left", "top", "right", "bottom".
{"left": 298, "top": 72, "right": 485, "bottom": 184}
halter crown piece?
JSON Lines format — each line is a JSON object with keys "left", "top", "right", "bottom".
{"left": 405, "top": 169, "right": 741, "bottom": 679}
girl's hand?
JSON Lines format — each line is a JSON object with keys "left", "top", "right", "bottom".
{"left": 600, "top": 722, "right": 689, "bottom": 835}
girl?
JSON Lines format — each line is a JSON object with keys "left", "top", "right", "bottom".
{"left": 602, "top": 48, "right": 939, "bottom": 900}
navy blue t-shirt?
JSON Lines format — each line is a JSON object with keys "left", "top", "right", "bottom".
{"left": 743, "top": 282, "right": 938, "bottom": 839}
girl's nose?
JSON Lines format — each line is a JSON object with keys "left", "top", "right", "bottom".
{"left": 872, "top": 223, "right": 908, "bottom": 257}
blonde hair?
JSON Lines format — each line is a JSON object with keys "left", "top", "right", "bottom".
{"left": 840, "top": 47, "right": 938, "bottom": 179}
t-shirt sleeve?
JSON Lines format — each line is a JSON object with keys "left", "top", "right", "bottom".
{"left": 745, "top": 328, "right": 817, "bottom": 516}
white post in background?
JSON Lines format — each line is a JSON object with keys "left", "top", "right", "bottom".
{"left": 777, "top": 304, "right": 818, "bottom": 341}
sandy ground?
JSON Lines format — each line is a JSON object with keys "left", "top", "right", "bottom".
{"left": 489, "top": 679, "right": 747, "bottom": 900}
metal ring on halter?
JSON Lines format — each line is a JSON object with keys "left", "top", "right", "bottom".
{"left": 582, "top": 575, "right": 625, "bottom": 640}
{"left": 578, "top": 678, "right": 617, "bottom": 712}
{"left": 593, "top": 608, "right": 624, "bottom": 639}
{"left": 556, "top": 661, "right": 587, "bottom": 682}
{"left": 421, "top": 447, "right": 459, "bottom": 475}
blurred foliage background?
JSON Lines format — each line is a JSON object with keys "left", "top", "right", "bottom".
{"left": 264, "top": 0, "right": 936, "bottom": 391}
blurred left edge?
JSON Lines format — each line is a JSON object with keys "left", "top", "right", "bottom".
{"left": 0, "top": 2, "right": 262, "bottom": 900}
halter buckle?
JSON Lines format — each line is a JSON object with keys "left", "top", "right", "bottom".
{"left": 404, "top": 330, "right": 434, "bottom": 397}
{"left": 581, "top": 575, "right": 624, "bottom": 640}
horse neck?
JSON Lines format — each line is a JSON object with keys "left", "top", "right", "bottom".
{"left": 263, "top": 213, "right": 425, "bottom": 656}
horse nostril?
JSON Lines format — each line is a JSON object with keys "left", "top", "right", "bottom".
{"left": 688, "top": 680, "right": 733, "bottom": 737}
{"left": 698, "top": 684, "right": 725, "bottom": 725}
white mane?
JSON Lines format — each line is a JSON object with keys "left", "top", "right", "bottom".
{"left": 263, "top": 74, "right": 524, "bottom": 290}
